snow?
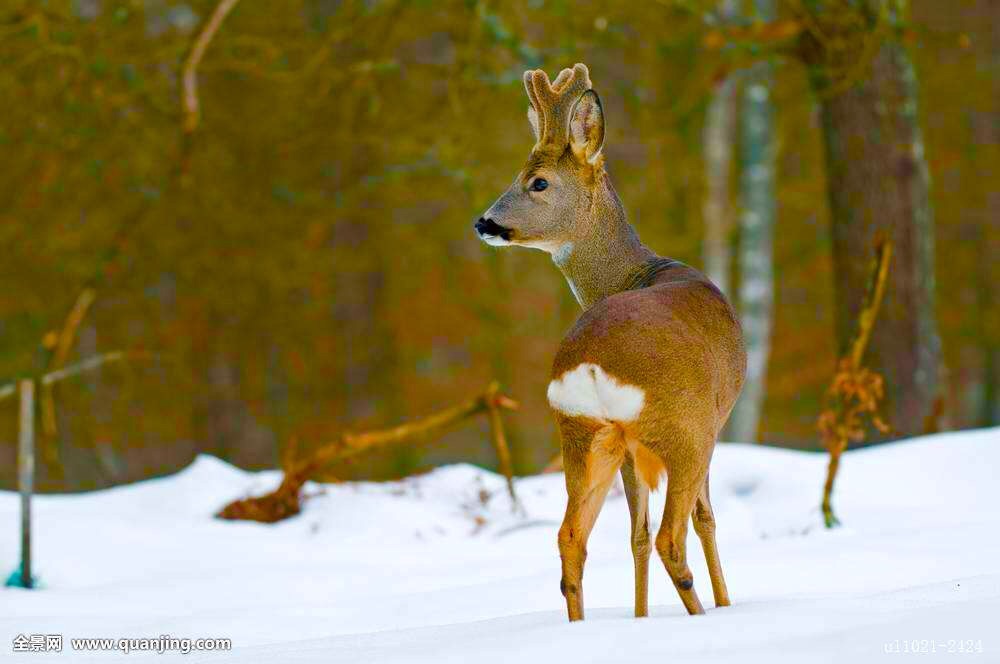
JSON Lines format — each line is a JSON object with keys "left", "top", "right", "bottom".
{"left": 2, "top": 427, "right": 999, "bottom": 663}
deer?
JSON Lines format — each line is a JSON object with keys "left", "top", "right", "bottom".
{"left": 474, "top": 63, "right": 746, "bottom": 622}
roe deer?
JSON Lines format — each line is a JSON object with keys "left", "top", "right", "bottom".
{"left": 474, "top": 64, "right": 746, "bottom": 621}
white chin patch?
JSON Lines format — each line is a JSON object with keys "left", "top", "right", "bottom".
{"left": 547, "top": 363, "right": 645, "bottom": 422}
{"left": 479, "top": 234, "right": 510, "bottom": 247}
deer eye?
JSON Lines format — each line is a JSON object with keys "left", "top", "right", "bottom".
{"left": 530, "top": 178, "right": 548, "bottom": 192}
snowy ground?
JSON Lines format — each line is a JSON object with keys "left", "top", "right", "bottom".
{"left": 2, "top": 428, "right": 998, "bottom": 663}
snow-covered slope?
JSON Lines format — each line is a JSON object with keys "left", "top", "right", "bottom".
{"left": 2, "top": 428, "right": 998, "bottom": 663}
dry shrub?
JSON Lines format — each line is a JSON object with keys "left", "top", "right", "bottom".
{"left": 818, "top": 237, "right": 893, "bottom": 528}
{"left": 818, "top": 359, "right": 890, "bottom": 450}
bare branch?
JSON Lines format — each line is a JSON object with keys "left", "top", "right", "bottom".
{"left": 41, "top": 287, "right": 97, "bottom": 438}
{"left": 48, "top": 288, "right": 97, "bottom": 371}
{"left": 308, "top": 386, "right": 517, "bottom": 471}
{"left": 217, "top": 384, "right": 520, "bottom": 523}
{"left": 485, "top": 381, "right": 519, "bottom": 509}
{"left": 1, "top": 350, "right": 149, "bottom": 401}
{"left": 40, "top": 351, "right": 146, "bottom": 386}
{"left": 849, "top": 238, "right": 894, "bottom": 368}
{"left": 182, "top": 0, "right": 242, "bottom": 135}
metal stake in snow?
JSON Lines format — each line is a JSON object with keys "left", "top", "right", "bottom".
{"left": 17, "top": 379, "right": 34, "bottom": 589}
{"left": 1, "top": 352, "right": 141, "bottom": 589}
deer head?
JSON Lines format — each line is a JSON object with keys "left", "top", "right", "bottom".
{"left": 475, "top": 63, "right": 608, "bottom": 258}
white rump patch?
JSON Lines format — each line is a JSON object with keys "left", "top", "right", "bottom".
{"left": 547, "top": 363, "right": 645, "bottom": 422}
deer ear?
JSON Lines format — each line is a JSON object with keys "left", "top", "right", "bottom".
{"left": 569, "top": 90, "right": 604, "bottom": 164}
{"left": 527, "top": 105, "right": 541, "bottom": 141}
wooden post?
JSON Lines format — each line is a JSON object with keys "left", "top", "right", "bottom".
{"left": 18, "top": 379, "right": 34, "bottom": 589}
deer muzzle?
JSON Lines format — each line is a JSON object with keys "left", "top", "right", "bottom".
{"left": 474, "top": 217, "right": 512, "bottom": 245}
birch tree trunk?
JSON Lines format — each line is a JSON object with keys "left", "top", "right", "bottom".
{"left": 727, "top": 0, "right": 777, "bottom": 444}
{"left": 702, "top": 0, "right": 739, "bottom": 296}
{"left": 800, "top": 0, "right": 941, "bottom": 438}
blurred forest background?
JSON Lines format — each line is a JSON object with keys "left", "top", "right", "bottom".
{"left": 1, "top": 0, "right": 997, "bottom": 492}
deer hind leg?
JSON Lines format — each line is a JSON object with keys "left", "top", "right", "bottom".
{"left": 655, "top": 463, "right": 707, "bottom": 616}
{"left": 692, "top": 473, "right": 730, "bottom": 607}
{"left": 557, "top": 416, "right": 625, "bottom": 622}
{"left": 620, "top": 452, "right": 651, "bottom": 617}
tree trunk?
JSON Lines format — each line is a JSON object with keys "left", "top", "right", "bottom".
{"left": 955, "top": 0, "right": 999, "bottom": 428}
{"left": 800, "top": 0, "right": 941, "bottom": 439}
{"left": 727, "top": 0, "right": 777, "bottom": 444}
{"left": 702, "top": 0, "right": 739, "bottom": 297}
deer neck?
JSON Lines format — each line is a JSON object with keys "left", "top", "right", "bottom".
{"left": 552, "top": 175, "right": 656, "bottom": 310}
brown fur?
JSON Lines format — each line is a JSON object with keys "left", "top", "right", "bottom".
{"left": 477, "top": 63, "right": 747, "bottom": 622}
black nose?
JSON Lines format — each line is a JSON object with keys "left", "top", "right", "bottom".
{"left": 474, "top": 217, "right": 512, "bottom": 240}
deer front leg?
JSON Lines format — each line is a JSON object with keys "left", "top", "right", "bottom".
{"left": 557, "top": 418, "right": 623, "bottom": 621}
{"left": 620, "top": 453, "right": 651, "bottom": 617}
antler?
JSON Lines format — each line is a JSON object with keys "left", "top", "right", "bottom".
{"left": 524, "top": 63, "right": 592, "bottom": 149}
